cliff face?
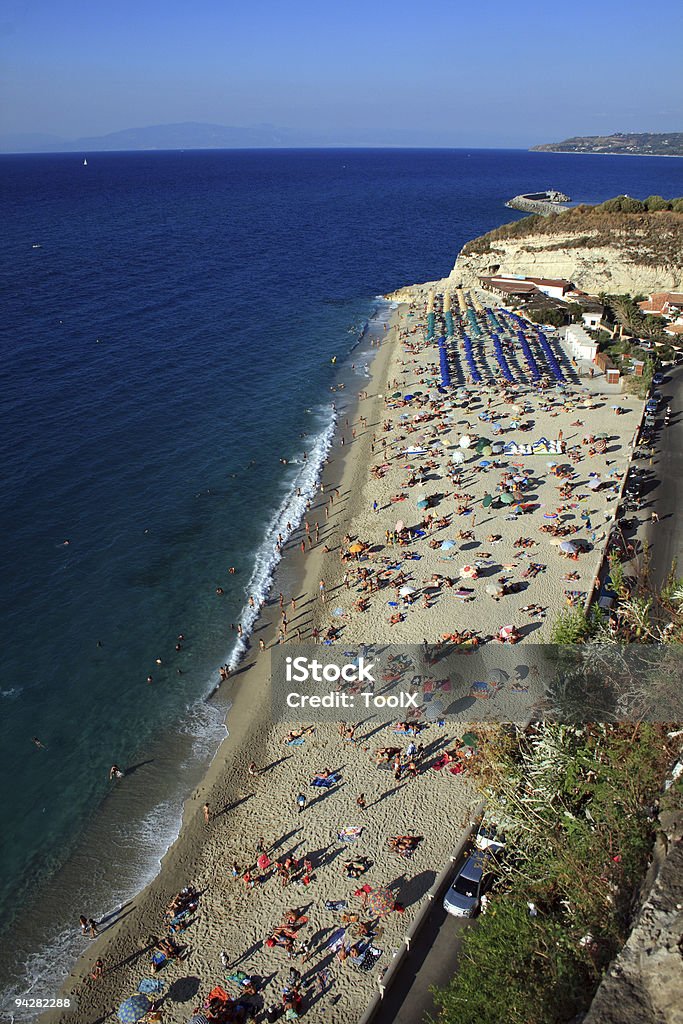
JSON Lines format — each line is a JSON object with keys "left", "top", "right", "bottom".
{"left": 449, "top": 208, "right": 683, "bottom": 296}
{"left": 583, "top": 789, "right": 683, "bottom": 1024}
{"left": 450, "top": 232, "right": 683, "bottom": 295}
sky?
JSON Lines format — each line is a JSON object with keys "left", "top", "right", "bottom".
{"left": 1, "top": 0, "right": 682, "bottom": 146}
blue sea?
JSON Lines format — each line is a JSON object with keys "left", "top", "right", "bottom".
{"left": 1, "top": 148, "right": 681, "bottom": 1007}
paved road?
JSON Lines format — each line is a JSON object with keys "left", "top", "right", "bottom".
{"left": 372, "top": 899, "right": 472, "bottom": 1024}
{"left": 628, "top": 365, "right": 683, "bottom": 587}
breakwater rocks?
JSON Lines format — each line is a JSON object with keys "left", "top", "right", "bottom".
{"left": 506, "top": 190, "right": 571, "bottom": 216}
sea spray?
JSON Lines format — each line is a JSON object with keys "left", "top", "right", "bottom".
{"left": 226, "top": 404, "right": 337, "bottom": 670}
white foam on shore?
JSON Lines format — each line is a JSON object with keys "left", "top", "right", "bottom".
{"left": 2, "top": 302, "right": 391, "bottom": 1021}
{"left": 226, "top": 403, "right": 337, "bottom": 670}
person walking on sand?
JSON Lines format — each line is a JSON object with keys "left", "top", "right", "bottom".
{"left": 203, "top": 802, "right": 211, "bottom": 824}
{"left": 296, "top": 793, "right": 306, "bottom": 814}
{"left": 356, "top": 793, "right": 367, "bottom": 811}
{"left": 91, "top": 958, "right": 104, "bottom": 980}
{"left": 651, "top": 510, "right": 659, "bottom": 524}
{"left": 319, "top": 580, "right": 326, "bottom": 603}
{"left": 248, "top": 761, "right": 260, "bottom": 776}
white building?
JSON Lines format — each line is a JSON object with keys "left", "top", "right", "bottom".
{"left": 562, "top": 324, "right": 598, "bottom": 362}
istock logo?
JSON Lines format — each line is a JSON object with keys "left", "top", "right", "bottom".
{"left": 285, "top": 655, "right": 375, "bottom": 684}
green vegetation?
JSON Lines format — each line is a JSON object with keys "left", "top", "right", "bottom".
{"left": 432, "top": 569, "right": 683, "bottom": 1024}
{"left": 432, "top": 724, "right": 681, "bottom": 1024}
{"left": 531, "top": 132, "right": 683, "bottom": 157}
{"left": 462, "top": 201, "right": 683, "bottom": 269}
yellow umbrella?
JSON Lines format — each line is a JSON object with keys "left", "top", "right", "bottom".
{"left": 349, "top": 542, "right": 365, "bottom": 554}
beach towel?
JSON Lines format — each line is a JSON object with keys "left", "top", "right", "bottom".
{"left": 286, "top": 736, "right": 306, "bottom": 746}
{"left": 151, "top": 950, "right": 167, "bottom": 970}
{"left": 327, "top": 928, "right": 347, "bottom": 952}
{"left": 324, "top": 900, "right": 348, "bottom": 911}
{"left": 311, "top": 775, "right": 338, "bottom": 788}
{"left": 338, "top": 826, "right": 363, "bottom": 843}
{"left": 226, "top": 971, "right": 250, "bottom": 985}
{"left": 350, "top": 947, "right": 383, "bottom": 972}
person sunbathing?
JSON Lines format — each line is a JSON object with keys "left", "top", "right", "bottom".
{"left": 344, "top": 858, "right": 370, "bottom": 879}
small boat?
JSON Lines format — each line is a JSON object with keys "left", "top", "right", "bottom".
{"left": 83, "top": 158, "right": 88, "bottom": 166}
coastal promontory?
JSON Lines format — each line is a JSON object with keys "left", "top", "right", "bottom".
{"left": 450, "top": 199, "right": 683, "bottom": 296}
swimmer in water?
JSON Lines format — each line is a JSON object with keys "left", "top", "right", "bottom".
{"left": 32, "top": 736, "right": 46, "bottom": 749}
{"left": 109, "top": 765, "right": 124, "bottom": 780}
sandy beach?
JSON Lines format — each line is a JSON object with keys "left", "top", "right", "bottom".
{"left": 47, "top": 288, "right": 642, "bottom": 1024}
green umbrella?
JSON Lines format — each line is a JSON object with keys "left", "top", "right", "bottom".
{"left": 391, "top": 392, "right": 402, "bottom": 399}
{"left": 482, "top": 494, "right": 493, "bottom": 508}
{"left": 483, "top": 445, "right": 493, "bottom": 456}
{"left": 461, "top": 732, "right": 479, "bottom": 750}
{"left": 417, "top": 498, "right": 430, "bottom": 510}
{"left": 500, "top": 492, "right": 515, "bottom": 504}
{"left": 475, "top": 439, "right": 489, "bottom": 454}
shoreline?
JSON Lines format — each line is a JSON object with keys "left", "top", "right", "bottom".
{"left": 41, "top": 304, "right": 407, "bottom": 1022}
{"left": 530, "top": 149, "right": 683, "bottom": 159}
{"left": 42, "top": 284, "right": 643, "bottom": 1024}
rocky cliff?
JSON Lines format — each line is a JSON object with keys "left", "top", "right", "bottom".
{"left": 583, "top": 774, "right": 683, "bottom": 1024}
{"left": 449, "top": 208, "right": 683, "bottom": 296}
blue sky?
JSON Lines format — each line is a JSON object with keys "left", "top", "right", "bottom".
{"left": 2, "top": 0, "right": 682, "bottom": 145}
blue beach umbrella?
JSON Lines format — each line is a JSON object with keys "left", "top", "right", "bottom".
{"left": 441, "top": 539, "right": 456, "bottom": 550}
{"left": 117, "top": 995, "right": 151, "bottom": 1023}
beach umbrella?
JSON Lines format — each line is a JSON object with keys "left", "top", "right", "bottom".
{"left": 485, "top": 583, "right": 505, "bottom": 597}
{"left": 491, "top": 442, "right": 504, "bottom": 454}
{"left": 117, "top": 995, "right": 152, "bottom": 1023}
{"left": 450, "top": 450, "right": 465, "bottom": 465}
{"left": 395, "top": 520, "right": 405, "bottom": 532}
{"left": 560, "top": 541, "right": 578, "bottom": 554}
{"left": 587, "top": 477, "right": 602, "bottom": 490}
{"left": 461, "top": 731, "right": 479, "bottom": 749}
{"left": 482, "top": 493, "right": 493, "bottom": 508}
{"left": 416, "top": 498, "right": 430, "bottom": 509}
{"left": 441, "top": 539, "right": 456, "bottom": 550}
{"left": 483, "top": 445, "right": 493, "bottom": 456}
{"left": 512, "top": 490, "right": 524, "bottom": 502}
{"left": 391, "top": 392, "right": 402, "bottom": 399}
{"left": 404, "top": 394, "right": 415, "bottom": 401}
{"left": 488, "top": 668, "right": 509, "bottom": 685}
{"left": 365, "top": 886, "right": 396, "bottom": 917}
{"left": 460, "top": 564, "right": 478, "bottom": 578}
{"left": 499, "top": 625, "right": 515, "bottom": 639}
{"left": 459, "top": 436, "right": 472, "bottom": 448}
{"left": 479, "top": 460, "right": 491, "bottom": 468}
{"left": 595, "top": 439, "right": 607, "bottom": 453}
{"left": 500, "top": 492, "right": 515, "bottom": 504}
{"left": 349, "top": 542, "right": 365, "bottom": 553}
{"left": 399, "top": 585, "right": 416, "bottom": 596}
{"left": 257, "top": 853, "right": 271, "bottom": 871}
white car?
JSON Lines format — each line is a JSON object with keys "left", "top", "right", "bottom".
{"left": 443, "top": 851, "right": 488, "bottom": 917}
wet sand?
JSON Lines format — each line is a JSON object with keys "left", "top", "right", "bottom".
{"left": 46, "top": 291, "right": 641, "bottom": 1024}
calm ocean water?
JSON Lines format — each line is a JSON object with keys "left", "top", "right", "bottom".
{"left": 1, "top": 148, "right": 681, "bottom": 1006}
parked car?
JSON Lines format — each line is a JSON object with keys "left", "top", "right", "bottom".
{"left": 443, "top": 851, "right": 488, "bottom": 918}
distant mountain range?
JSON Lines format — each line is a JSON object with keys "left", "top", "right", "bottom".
{"left": 0, "top": 122, "right": 321, "bottom": 153}
{"left": 0, "top": 121, "right": 498, "bottom": 154}
{"left": 531, "top": 132, "right": 683, "bottom": 157}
